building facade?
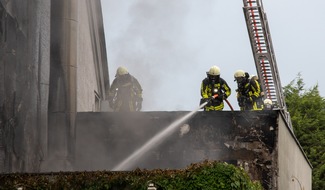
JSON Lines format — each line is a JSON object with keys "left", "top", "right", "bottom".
{"left": 0, "top": 0, "right": 109, "bottom": 172}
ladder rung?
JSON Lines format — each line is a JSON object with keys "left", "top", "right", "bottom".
{"left": 247, "top": 1, "right": 257, "bottom": 4}
{"left": 253, "top": 31, "right": 264, "bottom": 34}
{"left": 253, "top": 34, "right": 264, "bottom": 37}
{"left": 249, "top": 21, "right": 261, "bottom": 24}
{"left": 255, "top": 43, "right": 266, "bottom": 46}
{"left": 252, "top": 27, "right": 263, "bottom": 31}
{"left": 250, "top": 24, "right": 262, "bottom": 28}
{"left": 261, "top": 70, "right": 271, "bottom": 73}
{"left": 245, "top": 7, "right": 258, "bottom": 11}
{"left": 254, "top": 28, "right": 264, "bottom": 32}
{"left": 249, "top": 15, "right": 261, "bottom": 19}
{"left": 256, "top": 46, "right": 266, "bottom": 49}
{"left": 252, "top": 29, "right": 263, "bottom": 33}
{"left": 256, "top": 46, "right": 266, "bottom": 50}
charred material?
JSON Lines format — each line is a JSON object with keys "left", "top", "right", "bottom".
{"left": 75, "top": 110, "right": 278, "bottom": 189}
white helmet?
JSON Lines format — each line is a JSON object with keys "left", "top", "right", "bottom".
{"left": 250, "top": 74, "right": 258, "bottom": 81}
{"left": 208, "top": 66, "right": 220, "bottom": 76}
{"left": 116, "top": 66, "right": 128, "bottom": 76}
{"left": 263, "top": 98, "right": 272, "bottom": 105}
{"left": 234, "top": 70, "right": 245, "bottom": 78}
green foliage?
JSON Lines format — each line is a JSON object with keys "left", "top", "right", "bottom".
{"left": 0, "top": 160, "right": 262, "bottom": 190}
{"left": 283, "top": 74, "right": 325, "bottom": 190}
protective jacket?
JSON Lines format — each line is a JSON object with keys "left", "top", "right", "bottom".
{"left": 108, "top": 74, "right": 143, "bottom": 112}
{"left": 200, "top": 77, "right": 231, "bottom": 111}
{"left": 236, "top": 78, "right": 261, "bottom": 110}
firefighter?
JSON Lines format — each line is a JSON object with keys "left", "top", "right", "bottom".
{"left": 108, "top": 66, "right": 143, "bottom": 112}
{"left": 234, "top": 70, "right": 262, "bottom": 111}
{"left": 263, "top": 98, "right": 274, "bottom": 110}
{"left": 250, "top": 74, "right": 264, "bottom": 109}
{"left": 200, "top": 66, "right": 231, "bottom": 111}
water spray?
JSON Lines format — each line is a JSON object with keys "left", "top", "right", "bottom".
{"left": 112, "top": 101, "right": 209, "bottom": 171}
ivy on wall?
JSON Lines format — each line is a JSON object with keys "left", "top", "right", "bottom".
{"left": 0, "top": 160, "right": 262, "bottom": 190}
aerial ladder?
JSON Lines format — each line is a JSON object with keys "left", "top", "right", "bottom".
{"left": 242, "top": 0, "right": 292, "bottom": 125}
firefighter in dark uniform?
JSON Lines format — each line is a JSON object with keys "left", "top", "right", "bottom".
{"left": 108, "top": 66, "right": 143, "bottom": 112}
{"left": 234, "top": 70, "right": 262, "bottom": 111}
{"left": 200, "top": 66, "right": 231, "bottom": 111}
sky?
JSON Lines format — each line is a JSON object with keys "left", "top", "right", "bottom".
{"left": 100, "top": 0, "right": 325, "bottom": 111}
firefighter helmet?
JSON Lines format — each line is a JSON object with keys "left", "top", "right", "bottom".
{"left": 116, "top": 66, "right": 128, "bottom": 76}
{"left": 208, "top": 66, "right": 220, "bottom": 76}
{"left": 234, "top": 70, "right": 246, "bottom": 78}
{"left": 264, "top": 98, "right": 272, "bottom": 105}
{"left": 250, "top": 74, "right": 258, "bottom": 81}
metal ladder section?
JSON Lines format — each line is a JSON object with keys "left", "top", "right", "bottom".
{"left": 242, "top": 0, "right": 286, "bottom": 110}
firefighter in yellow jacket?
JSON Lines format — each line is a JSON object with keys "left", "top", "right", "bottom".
{"left": 250, "top": 74, "right": 264, "bottom": 109}
{"left": 108, "top": 66, "right": 143, "bottom": 112}
{"left": 234, "top": 70, "right": 262, "bottom": 110}
{"left": 200, "top": 66, "right": 231, "bottom": 111}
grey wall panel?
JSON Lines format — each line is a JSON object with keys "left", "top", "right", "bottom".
{"left": 0, "top": 0, "right": 51, "bottom": 173}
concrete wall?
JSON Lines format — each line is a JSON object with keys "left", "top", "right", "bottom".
{"left": 45, "top": 0, "right": 109, "bottom": 171}
{"left": 77, "top": 0, "right": 98, "bottom": 112}
{"left": 47, "top": 0, "right": 79, "bottom": 171}
{"left": 0, "top": 0, "right": 109, "bottom": 173}
{"left": 277, "top": 113, "right": 312, "bottom": 190}
{"left": 77, "top": 0, "right": 109, "bottom": 112}
{"left": 0, "top": 0, "right": 51, "bottom": 172}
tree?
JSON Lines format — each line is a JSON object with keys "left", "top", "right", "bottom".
{"left": 283, "top": 74, "right": 325, "bottom": 190}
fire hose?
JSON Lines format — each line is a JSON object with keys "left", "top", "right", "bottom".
{"left": 209, "top": 94, "right": 234, "bottom": 112}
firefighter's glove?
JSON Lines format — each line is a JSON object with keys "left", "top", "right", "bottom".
{"left": 217, "top": 93, "right": 227, "bottom": 101}
{"left": 207, "top": 97, "right": 215, "bottom": 102}
{"left": 223, "top": 94, "right": 227, "bottom": 100}
{"left": 200, "top": 98, "right": 211, "bottom": 105}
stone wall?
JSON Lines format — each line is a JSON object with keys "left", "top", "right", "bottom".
{"left": 0, "top": 0, "right": 51, "bottom": 172}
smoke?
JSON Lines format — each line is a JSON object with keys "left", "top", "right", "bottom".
{"left": 104, "top": 0, "right": 215, "bottom": 111}
{"left": 102, "top": 0, "right": 257, "bottom": 111}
